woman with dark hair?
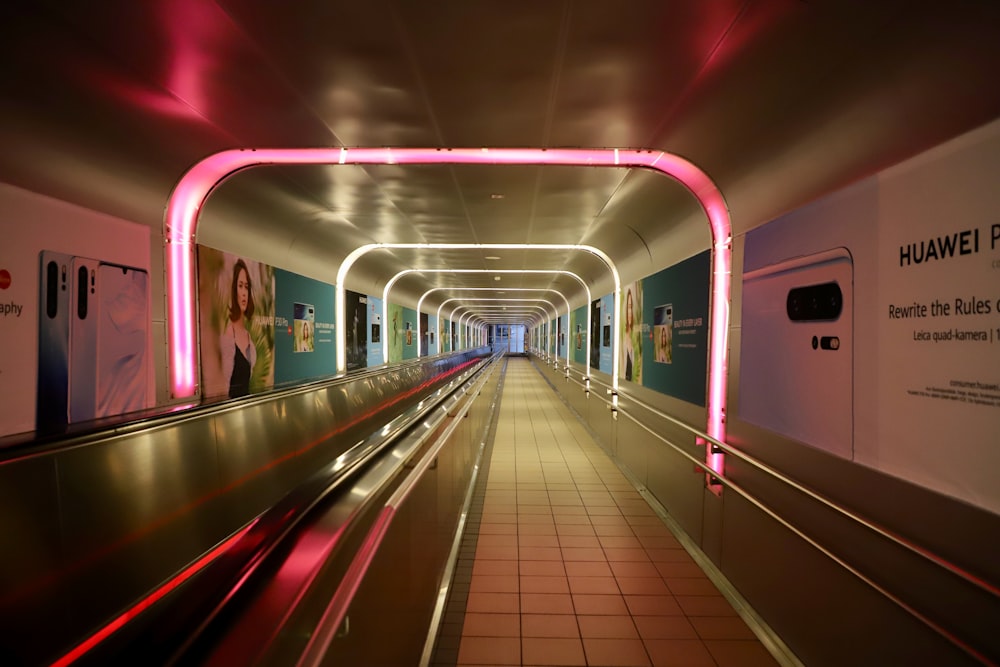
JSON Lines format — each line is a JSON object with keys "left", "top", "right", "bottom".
{"left": 622, "top": 287, "right": 636, "bottom": 381}
{"left": 220, "top": 259, "right": 256, "bottom": 397}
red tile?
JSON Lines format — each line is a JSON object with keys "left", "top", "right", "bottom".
{"left": 457, "top": 636, "right": 520, "bottom": 665}
{"left": 476, "top": 534, "right": 518, "bottom": 548}
{"left": 519, "top": 545, "right": 563, "bottom": 561}
{"left": 519, "top": 575, "right": 570, "bottom": 594}
{"left": 473, "top": 560, "right": 518, "bottom": 577}
{"left": 470, "top": 575, "right": 520, "bottom": 594}
{"left": 643, "top": 638, "right": 716, "bottom": 667}
{"left": 594, "top": 524, "right": 636, "bottom": 537}
{"left": 520, "top": 613, "right": 580, "bottom": 638}
{"left": 553, "top": 514, "right": 592, "bottom": 525}
{"left": 637, "top": 535, "right": 683, "bottom": 550}
{"left": 521, "top": 592, "right": 575, "bottom": 614}
{"left": 466, "top": 592, "right": 520, "bottom": 614}
{"left": 556, "top": 523, "right": 597, "bottom": 537}
{"left": 598, "top": 535, "right": 643, "bottom": 549}
{"left": 519, "top": 534, "right": 560, "bottom": 548}
{"left": 462, "top": 612, "right": 520, "bottom": 638}
{"left": 615, "top": 577, "right": 671, "bottom": 596}
{"left": 609, "top": 560, "right": 661, "bottom": 579}
{"left": 655, "top": 561, "right": 706, "bottom": 579}
{"left": 633, "top": 616, "right": 699, "bottom": 640}
{"left": 568, "top": 576, "right": 620, "bottom": 595}
{"left": 520, "top": 560, "right": 566, "bottom": 577}
{"left": 479, "top": 522, "right": 519, "bottom": 535}
{"left": 521, "top": 637, "right": 586, "bottom": 666}
{"left": 552, "top": 504, "right": 589, "bottom": 515}
{"left": 703, "top": 640, "right": 781, "bottom": 667}
{"left": 518, "top": 503, "right": 554, "bottom": 515}
{"left": 572, "top": 593, "right": 629, "bottom": 615}
{"left": 587, "top": 505, "right": 624, "bottom": 516}
{"left": 646, "top": 548, "right": 695, "bottom": 564}
{"left": 564, "top": 561, "right": 614, "bottom": 577}
{"left": 476, "top": 544, "right": 518, "bottom": 561}
{"left": 562, "top": 547, "right": 607, "bottom": 562}
{"left": 604, "top": 547, "right": 651, "bottom": 562}
{"left": 519, "top": 522, "right": 558, "bottom": 536}
{"left": 624, "top": 594, "right": 683, "bottom": 616}
{"left": 582, "top": 637, "right": 652, "bottom": 666}
{"left": 663, "top": 578, "right": 720, "bottom": 596}
{"left": 577, "top": 615, "right": 639, "bottom": 639}
{"left": 590, "top": 514, "right": 632, "bottom": 526}
{"left": 558, "top": 535, "right": 602, "bottom": 549}
{"left": 675, "top": 596, "right": 739, "bottom": 617}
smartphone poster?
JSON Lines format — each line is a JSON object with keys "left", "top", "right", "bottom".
{"left": 639, "top": 251, "right": 710, "bottom": 404}
{"left": 344, "top": 289, "right": 368, "bottom": 371}
{"left": 367, "top": 295, "right": 383, "bottom": 367}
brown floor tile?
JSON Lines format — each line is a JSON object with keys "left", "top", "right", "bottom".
{"left": 609, "top": 560, "right": 661, "bottom": 579}
{"left": 521, "top": 592, "right": 576, "bottom": 614}
{"left": 583, "top": 637, "right": 652, "bottom": 666}
{"left": 473, "top": 560, "right": 519, "bottom": 577}
{"left": 577, "top": 615, "right": 639, "bottom": 639}
{"left": 520, "top": 613, "right": 580, "bottom": 638}
{"left": 480, "top": 522, "right": 519, "bottom": 535}
{"left": 643, "top": 638, "right": 716, "bottom": 667}
{"left": 520, "top": 575, "right": 570, "bottom": 594}
{"left": 598, "top": 535, "right": 643, "bottom": 549}
{"left": 466, "top": 592, "right": 520, "bottom": 614}
{"left": 519, "top": 522, "right": 558, "bottom": 536}
{"left": 704, "top": 639, "right": 781, "bottom": 667}
{"left": 637, "top": 535, "right": 683, "bottom": 550}
{"left": 470, "top": 574, "right": 520, "bottom": 594}
{"left": 590, "top": 514, "right": 632, "bottom": 526}
{"left": 633, "top": 616, "right": 699, "bottom": 640}
{"left": 615, "top": 577, "right": 671, "bottom": 596}
{"left": 518, "top": 503, "right": 554, "bottom": 515}
{"left": 604, "top": 547, "right": 651, "bottom": 562}
{"left": 519, "top": 545, "right": 563, "bottom": 561}
{"left": 564, "top": 561, "right": 614, "bottom": 577}
{"left": 568, "top": 575, "right": 620, "bottom": 595}
{"left": 522, "top": 637, "right": 586, "bottom": 666}
{"left": 462, "top": 612, "right": 520, "bottom": 638}
{"left": 558, "top": 534, "right": 602, "bottom": 549}
{"left": 553, "top": 514, "right": 593, "bottom": 526}
{"left": 663, "top": 577, "right": 720, "bottom": 596}
{"left": 457, "top": 636, "right": 521, "bottom": 665}
{"left": 520, "top": 560, "right": 566, "bottom": 577}
{"left": 519, "top": 534, "right": 560, "bottom": 548}
{"left": 572, "top": 593, "right": 629, "bottom": 615}
{"left": 675, "top": 595, "right": 739, "bottom": 617}
{"left": 655, "top": 561, "right": 707, "bottom": 579}
{"left": 562, "top": 547, "right": 607, "bottom": 561}
{"left": 552, "top": 504, "right": 589, "bottom": 516}
{"left": 690, "top": 616, "right": 757, "bottom": 640}
{"left": 475, "top": 544, "right": 518, "bottom": 561}
{"left": 593, "top": 524, "right": 637, "bottom": 537}
{"left": 647, "top": 548, "right": 696, "bottom": 564}
{"left": 624, "top": 594, "right": 683, "bottom": 616}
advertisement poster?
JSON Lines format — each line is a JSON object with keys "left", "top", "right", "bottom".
{"left": 1, "top": 184, "right": 153, "bottom": 437}
{"left": 402, "top": 307, "right": 418, "bottom": 359}
{"left": 640, "top": 251, "right": 710, "bottom": 405}
{"left": 599, "top": 293, "right": 614, "bottom": 374}
{"left": 427, "top": 314, "right": 438, "bottom": 355}
{"left": 273, "top": 269, "right": 335, "bottom": 385}
{"left": 344, "top": 290, "right": 367, "bottom": 371}
{"left": 620, "top": 280, "right": 643, "bottom": 385}
{"left": 571, "top": 305, "right": 587, "bottom": 364}
{"left": 197, "top": 247, "right": 275, "bottom": 399}
{"left": 439, "top": 318, "right": 449, "bottom": 353}
{"left": 366, "top": 295, "right": 383, "bottom": 368}
{"left": 590, "top": 298, "right": 601, "bottom": 370}
{"left": 388, "top": 303, "right": 403, "bottom": 362}
{"left": 419, "top": 312, "right": 429, "bottom": 357}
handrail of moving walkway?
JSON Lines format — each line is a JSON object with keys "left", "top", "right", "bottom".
{"left": 549, "top": 360, "right": 997, "bottom": 666}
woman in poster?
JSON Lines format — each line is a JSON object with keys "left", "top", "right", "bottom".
{"left": 621, "top": 283, "right": 642, "bottom": 383}
{"left": 221, "top": 259, "right": 256, "bottom": 398}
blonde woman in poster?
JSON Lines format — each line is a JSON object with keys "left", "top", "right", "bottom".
{"left": 620, "top": 281, "right": 643, "bottom": 384}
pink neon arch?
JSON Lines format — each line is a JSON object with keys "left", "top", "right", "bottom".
{"left": 164, "top": 147, "right": 731, "bottom": 477}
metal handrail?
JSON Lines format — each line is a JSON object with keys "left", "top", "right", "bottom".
{"left": 619, "top": 410, "right": 993, "bottom": 666}
{"left": 550, "top": 359, "right": 1000, "bottom": 602}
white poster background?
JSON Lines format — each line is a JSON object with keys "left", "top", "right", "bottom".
{"left": 876, "top": 122, "right": 1000, "bottom": 510}
{"left": 0, "top": 183, "right": 152, "bottom": 438}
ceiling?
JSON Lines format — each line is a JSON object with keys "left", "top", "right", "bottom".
{"left": 1, "top": 1, "right": 999, "bottom": 322}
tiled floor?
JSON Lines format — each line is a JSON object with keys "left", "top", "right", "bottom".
{"left": 453, "top": 358, "right": 780, "bottom": 667}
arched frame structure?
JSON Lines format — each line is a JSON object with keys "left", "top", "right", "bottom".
{"left": 164, "top": 147, "right": 731, "bottom": 481}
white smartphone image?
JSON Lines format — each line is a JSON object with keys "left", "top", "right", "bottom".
{"left": 739, "top": 247, "right": 854, "bottom": 459}
{"left": 37, "top": 250, "right": 72, "bottom": 431}
{"left": 95, "top": 263, "right": 149, "bottom": 418}
{"left": 69, "top": 256, "right": 100, "bottom": 423}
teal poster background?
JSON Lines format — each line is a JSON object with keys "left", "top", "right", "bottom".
{"left": 274, "top": 269, "right": 335, "bottom": 385}
{"left": 640, "top": 250, "right": 710, "bottom": 405}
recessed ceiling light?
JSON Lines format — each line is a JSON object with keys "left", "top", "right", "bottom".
{"left": 494, "top": 276, "right": 501, "bottom": 281}
{"left": 485, "top": 255, "right": 501, "bottom": 260}
{"left": 490, "top": 194, "right": 504, "bottom": 199}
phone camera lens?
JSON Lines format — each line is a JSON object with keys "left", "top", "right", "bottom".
{"left": 811, "top": 335, "right": 818, "bottom": 350}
